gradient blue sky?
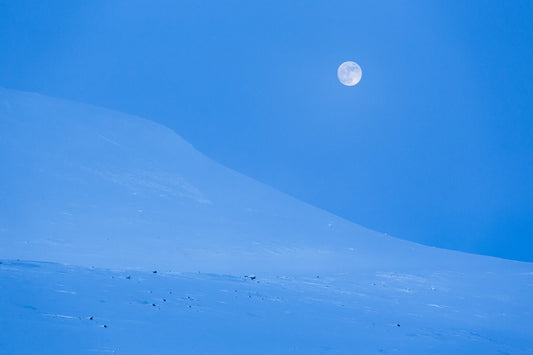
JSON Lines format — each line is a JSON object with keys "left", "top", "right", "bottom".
{"left": 0, "top": 1, "right": 532, "bottom": 261}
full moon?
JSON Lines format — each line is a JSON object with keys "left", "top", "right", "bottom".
{"left": 337, "top": 61, "right": 362, "bottom": 86}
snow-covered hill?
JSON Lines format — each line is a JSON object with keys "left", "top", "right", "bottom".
{"left": 1, "top": 87, "right": 532, "bottom": 353}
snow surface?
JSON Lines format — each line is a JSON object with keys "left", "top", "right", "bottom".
{"left": 0, "top": 87, "right": 532, "bottom": 353}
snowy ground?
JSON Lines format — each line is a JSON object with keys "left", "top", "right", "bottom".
{"left": 1, "top": 87, "right": 533, "bottom": 353}
{"left": 1, "top": 259, "right": 532, "bottom": 354}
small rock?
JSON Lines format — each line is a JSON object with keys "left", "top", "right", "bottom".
{"left": 153, "top": 270, "right": 157, "bottom": 274}
{"left": 163, "top": 299, "right": 166, "bottom": 302}
{"left": 397, "top": 324, "right": 401, "bottom": 327}
{"left": 152, "top": 304, "right": 156, "bottom": 307}
{"left": 103, "top": 325, "right": 107, "bottom": 328}
{"left": 126, "top": 275, "right": 131, "bottom": 280}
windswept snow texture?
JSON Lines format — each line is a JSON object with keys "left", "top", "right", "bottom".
{"left": 0, "top": 87, "right": 532, "bottom": 353}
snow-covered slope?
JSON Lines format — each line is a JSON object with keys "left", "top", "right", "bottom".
{"left": 1, "top": 87, "right": 532, "bottom": 353}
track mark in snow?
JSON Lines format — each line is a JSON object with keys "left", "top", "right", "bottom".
{"left": 427, "top": 304, "right": 447, "bottom": 308}
{"left": 97, "top": 134, "right": 121, "bottom": 146}
{"left": 43, "top": 314, "right": 79, "bottom": 320}
{"left": 87, "top": 348, "right": 117, "bottom": 353}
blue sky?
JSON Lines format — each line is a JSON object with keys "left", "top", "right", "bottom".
{"left": 0, "top": 0, "right": 532, "bottom": 261}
